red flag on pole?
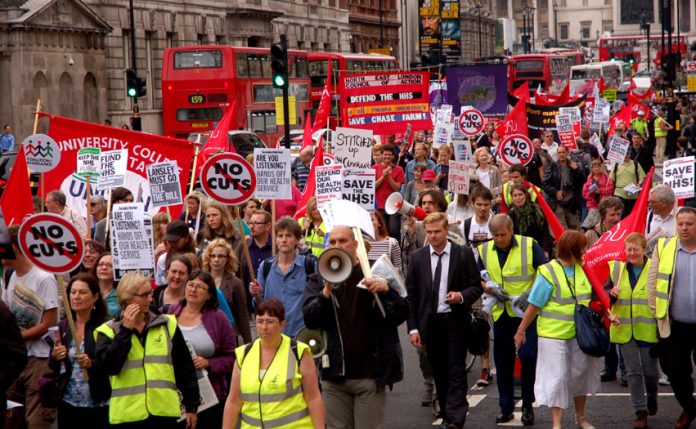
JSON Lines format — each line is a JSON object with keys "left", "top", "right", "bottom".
{"left": 1, "top": 148, "right": 34, "bottom": 225}
{"left": 512, "top": 81, "right": 530, "bottom": 103}
{"left": 582, "top": 167, "right": 654, "bottom": 310}
{"left": 196, "top": 101, "right": 236, "bottom": 177}
{"left": 607, "top": 103, "right": 631, "bottom": 137}
{"left": 529, "top": 183, "right": 566, "bottom": 240}
{"left": 495, "top": 100, "right": 528, "bottom": 141}
{"left": 627, "top": 93, "right": 652, "bottom": 120}
{"left": 312, "top": 62, "right": 332, "bottom": 134}
{"left": 294, "top": 138, "right": 324, "bottom": 220}
{"left": 300, "top": 111, "right": 313, "bottom": 149}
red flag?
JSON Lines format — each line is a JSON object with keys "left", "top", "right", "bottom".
{"left": 312, "top": 62, "right": 332, "bottom": 134}
{"left": 555, "top": 83, "right": 570, "bottom": 105}
{"left": 530, "top": 183, "right": 565, "bottom": 240}
{"left": 598, "top": 76, "right": 606, "bottom": 95}
{"left": 294, "top": 138, "right": 324, "bottom": 219}
{"left": 627, "top": 93, "right": 651, "bottom": 120}
{"left": 630, "top": 86, "right": 654, "bottom": 102}
{"left": 607, "top": 103, "right": 631, "bottom": 137}
{"left": 534, "top": 88, "right": 554, "bottom": 106}
{"left": 300, "top": 111, "right": 313, "bottom": 149}
{"left": 196, "top": 101, "right": 236, "bottom": 178}
{"left": 582, "top": 167, "right": 654, "bottom": 310}
{"left": 628, "top": 78, "right": 637, "bottom": 92}
{"left": 1, "top": 148, "right": 34, "bottom": 225}
{"left": 496, "top": 100, "right": 528, "bottom": 141}
{"left": 512, "top": 81, "right": 530, "bottom": 103}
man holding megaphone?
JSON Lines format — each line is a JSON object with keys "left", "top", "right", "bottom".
{"left": 303, "top": 225, "right": 409, "bottom": 429}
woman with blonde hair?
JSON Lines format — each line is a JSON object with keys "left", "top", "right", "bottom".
{"left": 200, "top": 200, "right": 242, "bottom": 253}
{"left": 178, "top": 191, "right": 207, "bottom": 232}
{"left": 473, "top": 146, "right": 502, "bottom": 192}
{"left": 202, "top": 238, "right": 251, "bottom": 343}
{"left": 152, "top": 211, "right": 170, "bottom": 262}
{"left": 298, "top": 197, "right": 326, "bottom": 258}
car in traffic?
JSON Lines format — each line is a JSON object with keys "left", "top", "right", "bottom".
{"left": 0, "top": 150, "right": 40, "bottom": 198}
{"left": 187, "top": 130, "right": 268, "bottom": 159}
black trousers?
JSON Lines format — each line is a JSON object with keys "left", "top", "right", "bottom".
{"left": 58, "top": 402, "right": 109, "bottom": 429}
{"left": 660, "top": 321, "right": 696, "bottom": 413}
{"left": 493, "top": 312, "right": 537, "bottom": 415}
{"left": 426, "top": 313, "right": 469, "bottom": 427}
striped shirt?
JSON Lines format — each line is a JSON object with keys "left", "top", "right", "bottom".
{"left": 367, "top": 237, "right": 403, "bottom": 273}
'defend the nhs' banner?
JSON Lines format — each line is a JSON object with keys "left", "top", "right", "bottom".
{"left": 338, "top": 71, "right": 432, "bottom": 134}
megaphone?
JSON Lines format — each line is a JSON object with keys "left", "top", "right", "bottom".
{"left": 385, "top": 192, "right": 426, "bottom": 220}
{"left": 318, "top": 248, "right": 353, "bottom": 285}
{"left": 296, "top": 328, "right": 328, "bottom": 359}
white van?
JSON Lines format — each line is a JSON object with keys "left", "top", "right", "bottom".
{"left": 569, "top": 61, "right": 631, "bottom": 94}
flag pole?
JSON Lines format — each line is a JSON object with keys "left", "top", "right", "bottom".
{"left": 104, "top": 188, "right": 112, "bottom": 242}
{"left": 186, "top": 135, "right": 201, "bottom": 223}
{"left": 271, "top": 200, "right": 276, "bottom": 256}
{"left": 85, "top": 176, "right": 91, "bottom": 239}
{"left": 234, "top": 206, "right": 256, "bottom": 283}
{"left": 32, "top": 99, "right": 43, "bottom": 212}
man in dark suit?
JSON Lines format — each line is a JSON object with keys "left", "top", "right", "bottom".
{"left": 406, "top": 212, "right": 483, "bottom": 429}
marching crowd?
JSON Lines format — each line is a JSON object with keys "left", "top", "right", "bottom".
{"left": 1, "top": 94, "right": 696, "bottom": 429}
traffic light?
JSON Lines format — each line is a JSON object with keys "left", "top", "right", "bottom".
{"left": 270, "top": 40, "right": 289, "bottom": 89}
{"left": 136, "top": 75, "right": 146, "bottom": 97}
{"left": 126, "top": 68, "right": 137, "bottom": 98}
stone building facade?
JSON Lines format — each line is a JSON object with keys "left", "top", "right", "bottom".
{"left": 1, "top": 0, "right": 354, "bottom": 139}
{"left": 348, "top": 0, "right": 400, "bottom": 57}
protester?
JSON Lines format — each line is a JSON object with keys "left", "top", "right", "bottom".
{"left": 541, "top": 130, "right": 560, "bottom": 162}
{"left": 202, "top": 238, "right": 251, "bottom": 344}
{"left": 507, "top": 183, "right": 552, "bottom": 254}
{"left": 299, "top": 197, "right": 327, "bottom": 258}
{"left": 199, "top": 200, "right": 242, "bottom": 253}
{"left": 473, "top": 147, "right": 502, "bottom": 192}
{"left": 434, "top": 144, "right": 451, "bottom": 190}
{"left": 404, "top": 141, "right": 436, "bottom": 186}
{"left": 447, "top": 192, "right": 475, "bottom": 225}
{"left": 152, "top": 211, "right": 170, "bottom": 262}
{"left": 95, "top": 272, "right": 200, "bottom": 428}
{"left": 237, "top": 209, "right": 273, "bottom": 313}
{"left": 155, "top": 220, "right": 196, "bottom": 286}
{"left": 2, "top": 225, "right": 58, "bottom": 429}
{"left": 91, "top": 252, "right": 120, "bottom": 318}
{"left": 581, "top": 160, "right": 615, "bottom": 230}
{"left": 179, "top": 191, "right": 206, "bottom": 232}
{"left": 222, "top": 299, "right": 325, "bottom": 428}
{"left": 0, "top": 124, "right": 14, "bottom": 152}
{"left": 94, "top": 187, "right": 133, "bottom": 245}
{"left": 0, "top": 300, "right": 27, "bottom": 429}
{"left": 45, "top": 190, "right": 88, "bottom": 239}
{"left": 646, "top": 184, "right": 676, "bottom": 238}
{"left": 375, "top": 143, "right": 406, "bottom": 239}
{"left": 629, "top": 133, "right": 655, "bottom": 176}
{"left": 653, "top": 108, "right": 673, "bottom": 165}
{"left": 49, "top": 274, "right": 110, "bottom": 429}
{"left": 167, "top": 271, "right": 236, "bottom": 428}
{"left": 89, "top": 195, "right": 108, "bottom": 238}
{"left": 542, "top": 145, "right": 584, "bottom": 230}
{"left": 606, "top": 233, "right": 657, "bottom": 429}
{"left": 527, "top": 138, "right": 549, "bottom": 187}
{"left": 462, "top": 185, "right": 494, "bottom": 248}
{"left": 402, "top": 164, "right": 427, "bottom": 206}
{"left": 292, "top": 146, "right": 313, "bottom": 191}
{"left": 372, "top": 143, "right": 383, "bottom": 165}
{"left": 153, "top": 254, "right": 192, "bottom": 310}
{"left": 240, "top": 199, "right": 262, "bottom": 235}
{"left": 515, "top": 230, "right": 618, "bottom": 429}
{"left": 304, "top": 225, "right": 408, "bottom": 429}
{"left": 70, "top": 239, "right": 106, "bottom": 277}
{"left": 611, "top": 151, "right": 645, "bottom": 218}
{"left": 585, "top": 196, "right": 624, "bottom": 247}
{"left": 501, "top": 164, "right": 540, "bottom": 209}
{"left": 367, "top": 210, "right": 403, "bottom": 272}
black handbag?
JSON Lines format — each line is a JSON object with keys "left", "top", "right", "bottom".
{"left": 568, "top": 271, "right": 610, "bottom": 357}
{"left": 465, "top": 308, "right": 491, "bottom": 356}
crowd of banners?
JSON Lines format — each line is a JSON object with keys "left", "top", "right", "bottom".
{"left": 332, "top": 127, "right": 373, "bottom": 169}
{"left": 338, "top": 71, "right": 431, "bottom": 134}
{"left": 109, "top": 203, "right": 154, "bottom": 280}
{"left": 445, "top": 64, "right": 508, "bottom": 117}
{"left": 606, "top": 135, "right": 630, "bottom": 165}
{"left": 663, "top": 157, "right": 696, "bottom": 200}
{"left": 146, "top": 161, "right": 183, "bottom": 209}
{"left": 41, "top": 114, "right": 194, "bottom": 218}
{"left": 447, "top": 161, "right": 470, "bottom": 195}
{"left": 315, "top": 164, "right": 343, "bottom": 207}
{"left": 342, "top": 168, "right": 376, "bottom": 211}
{"left": 253, "top": 148, "right": 292, "bottom": 200}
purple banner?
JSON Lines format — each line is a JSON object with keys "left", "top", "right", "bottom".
{"left": 445, "top": 64, "right": 508, "bottom": 117}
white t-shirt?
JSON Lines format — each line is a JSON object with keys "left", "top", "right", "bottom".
{"left": 477, "top": 169, "right": 491, "bottom": 189}
{"left": 468, "top": 218, "right": 492, "bottom": 261}
{"left": 2, "top": 266, "right": 59, "bottom": 357}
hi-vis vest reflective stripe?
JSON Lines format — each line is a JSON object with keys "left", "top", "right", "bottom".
{"left": 236, "top": 335, "right": 313, "bottom": 429}
{"left": 536, "top": 261, "right": 592, "bottom": 340}
{"left": 95, "top": 315, "right": 180, "bottom": 425}
{"left": 479, "top": 235, "right": 536, "bottom": 321}
{"left": 502, "top": 182, "right": 539, "bottom": 207}
{"left": 608, "top": 260, "right": 657, "bottom": 344}
{"left": 299, "top": 218, "right": 326, "bottom": 258}
{"left": 655, "top": 237, "right": 678, "bottom": 319}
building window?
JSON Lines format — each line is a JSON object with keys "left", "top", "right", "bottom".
{"left": 581, "top": 21, "right": 591, "bottom": 39}
{"left": 559, "top": 23, "right": 568, "bottom": 40}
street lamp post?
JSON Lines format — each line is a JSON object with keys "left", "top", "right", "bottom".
{"left": 553, "top": 0, "right": 558, "bottom": 42}
{"left": 522, "top": 2, "right": 536, "bottom": 53}
{"left": 522, "top": 12, "right": 527, "bottom": 53}
{"left": 640, "top": 13, "right": 651, "bottom": 72}
{"left": 475, "top": 3, "right": 483, "bottom": 58}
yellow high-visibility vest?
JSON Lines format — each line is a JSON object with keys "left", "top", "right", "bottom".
{"left": 608, "top": 260, "right": 657, "bottom": 344}
{"left": 655, "top": 237, "right": 678, "bottom": 320}
{"left": 299, "top": 218, "right": 326, "bottom": 258}
{"left": 502, "top": 182, "right": 539, "bottom": 207}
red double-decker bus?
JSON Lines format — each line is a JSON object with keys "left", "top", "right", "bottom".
{"left": 307, "top": 52, "right": 398, "bottom": 126}
{"left": 508, "top": 53, "right": 573, "bottom": 95}
{"left": 161, "top": 46, "right": 312, "bottom": 143}
{"left": 598, "top": 35, "right": 687, "bottom": 72}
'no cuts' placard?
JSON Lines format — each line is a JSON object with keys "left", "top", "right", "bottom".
{"left": 333, "top": 127, "right": 373, "bottom": 169}
{"left": 606, "top": 135, "right": 630, "bottom": 165}
{"left": 110, "top": 203, "right": 154, "bottom": 280}
{"left": 200, "top": 153, "right": 257, "bottom": 205}
{"left": 342, "top": 168, "right": 375, "bottom": 211}
{"left": 147, "top": 161, "right": 183, "bottom": 208}
{"left": 315, "top": 164, "right": 343, "bottom": 206}
{"left": 97, "top": 149, "right": 128, "bottom": 190}
{"left": 18, "top": 213, "right": 85, "bottom": 274}
{"left": 457, "top": 109, "right": 485, "bottom": 136}
{"left": 663, "top": 156, "right": 695, "bottom": 199}
{"left": 499, "top": 134, "right": 534, "bottom": 167}
{"left": 254, "top": 148, "right": 292, "bottom": 200}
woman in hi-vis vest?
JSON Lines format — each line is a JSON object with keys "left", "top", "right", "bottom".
{"left": 514, "top": 231, "right": 618, "bottom": 429}
{"left": 606, "top": 233, "right": 658, "bottom": 429}
{"left": 222, "top": 299, "right": 325, "bottom": 429}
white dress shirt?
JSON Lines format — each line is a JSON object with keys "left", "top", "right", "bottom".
{"left": 430, "top": 242, "right": 452, "bottom": 314}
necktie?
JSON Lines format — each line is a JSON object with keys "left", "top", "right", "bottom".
{"left": 431, "top": 252, "right": 444, "bottom": 313}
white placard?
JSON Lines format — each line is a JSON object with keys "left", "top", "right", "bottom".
{"left": 315, "top": 164, "right": 343, "bottom": 207}
{"left": 436, "top": 105, "right": 453, "bottom": 124}
{"left": 559, "top": 107, "right": 581, "bottom": 123}
{"left": 147, "top": 161, "right": 183, "bottom": 208}
{"left": 332, "top": 127, "right": 373, "bottom": 169}
{"left": 253, "top": 148, "right": 292, "bottom": 200}
{"left": 663, "top": 156, "right": 695, "bottom": 199}
{"left": 452, "top": 141, "right": 473, "bottom": 163}
{"left": 97, "top": 149, "right": 128, "bottom": 190}
{"left": 341, "top": 168, "right": 375, "bottom": 212}
{"left": 447, "top": 161, "right": 471, "bottom": 195}
{"left": 110, "top": 203, "right": 154, "bottom": 280}
{"left": 433, "top": 123, "right": 454, "bottom": 148}
{"left": 589, "top": 133, "right": 604, "bottom": 154}
{"left": 606, "top": 135, "right": 630, "bottom": 165}
{"left": 555, "top": 114, "right": 577, "bottom": 150}
{"left": 22, "top": 134, "right": 61, "bottom": 173}
{"left": 592, "top": 98, "right": 611, "bottom": 123}
{"left": 76, "top": 147, "right": 100, "bottom": 178}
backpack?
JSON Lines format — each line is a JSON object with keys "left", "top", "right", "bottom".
{"left": 261, "top": 253, "right": 317, "bottom": 280}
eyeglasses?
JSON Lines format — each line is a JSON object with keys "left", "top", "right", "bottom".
{"left": 186, "top": 282, "right": 209, "bottom": 292}
{"left": 133, "top": 290, "right": 154, "bottom": 299}
{"left": 210, "top": 254, "right": 228, "bottom": 259}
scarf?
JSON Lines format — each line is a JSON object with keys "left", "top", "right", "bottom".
{"left": 509, "top": 201, "right": 544, "bottom": 234}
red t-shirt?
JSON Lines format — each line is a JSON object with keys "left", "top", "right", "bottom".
{"left": 373, "top": 162, "right": 404, "bottom": 209}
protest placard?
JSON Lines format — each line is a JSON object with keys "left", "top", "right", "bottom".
{"left": 448, "top": 161, "right": 471, "bottom": 195}
{"left": 253, "top": 148, "right": 292, "bottom": 200}
{"left": 555, "top": 114, "right": 577, "bottom": 150}
{"left": 97, "top": 149, "right": 128, "bottom": 190}
{"left": 452, "top": 140, "right": 473, "bottom": 163}
{"left": 663, "top": 156, "right": 695, "bottom": 199}
{"left": 433, "top": 122, "right": 454, "bottom": 148}
{"left": 77, "top": 147, "right": 100, "bottom": 177}
{"left": 315, "top": 164, "right": 343, "bottom": 206}
{"left": 332, "top": 127, "right": 373, "bottom": 169}
{"left": 436, "top": 105, "right": 453, "bottom": 124}
{"left": 606, "top": 135, "right": 630, "bottom": 165}
{"left": 341, "top": 168, "right": 375, "bottom": 211}
{"left": 110, "top": 203, "right": 154, "bottom": 280}
{"left": 146, "top": 161, "right": 183, "bottom": 208}
{"left": 592, "top": 98, "right": 610, "bottom": 123}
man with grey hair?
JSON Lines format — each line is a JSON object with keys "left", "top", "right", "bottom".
{"left": 44, "top": 190, "right": 87, "bottom": 238}
{"left": 292, "top": 146, "right": 313, "bottom": 192}
{"left": 647, "top": 184, "right": 677, "bottom": 237}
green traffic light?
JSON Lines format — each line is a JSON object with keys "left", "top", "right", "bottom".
{"left": 273, "top": 74, "right": 286, "bottom": 88}
{"left": 128, "top": 87, "right": 137, "bottom": 97}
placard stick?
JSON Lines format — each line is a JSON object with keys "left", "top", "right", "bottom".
{"left": 352, "top": 226, "right": 386, "bottom": 318}
{"left": 56, "top": 276, "right": 88, "bottom": 378}
{"left": 185, "top": 137, "right": 202, "bottom": 224}
{"left": 165, "top": 206, "right": 172, "bottom": 222}
{"left": 104, "top": 188, "right": 112, "bottom": 241}
{"left": 32, "top": 100, "right": 43, "bottom": 212}
{"left": 271, "top": 200, "right": 276, "bottom": 256}
{"left": 85, "top": 177, "right": 91, "bottom": 239}
{"left": 193, "top": 202, "right": 202, "bottom": 244}
{"left": 234, "top": 206, "right": 256, "bottom": 283}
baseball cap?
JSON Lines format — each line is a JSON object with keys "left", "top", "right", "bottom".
{"left": 422, "top": 170, "right": 436, "bottom": 181}
{"left": 637, "top": 111, "right": 645, "bottom": 116}
{"left": 164, "top": 220, "right": 190, "bottom": 242}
